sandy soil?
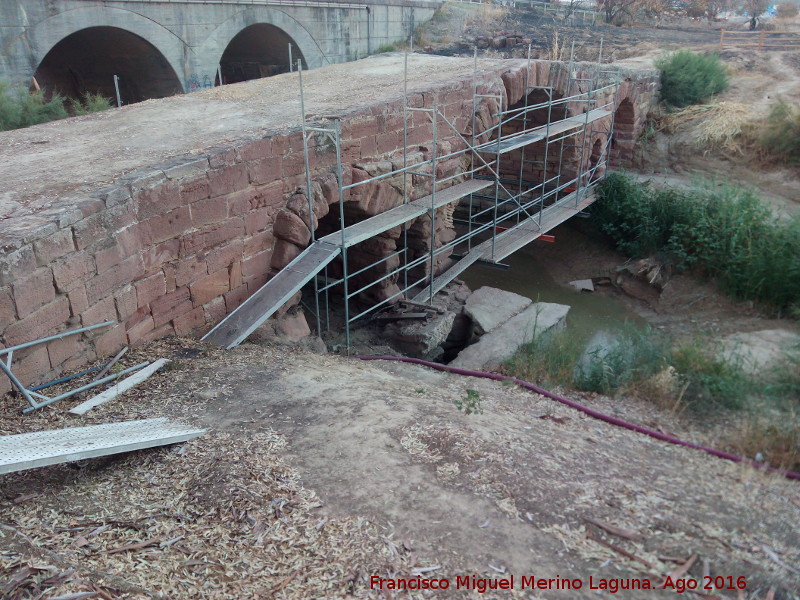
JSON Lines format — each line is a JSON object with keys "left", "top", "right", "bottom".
{"left": 1, "top": 339, "right": 798, "bottom": 599}
{"left": 0, "top": 54, "right": 513, "bottom": 218}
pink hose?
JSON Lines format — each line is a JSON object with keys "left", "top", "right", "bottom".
{"left": 357, "top": 355, "right": 800, "bottom": 481}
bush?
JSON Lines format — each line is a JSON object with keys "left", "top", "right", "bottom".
{"left": 759, "top": 99, "right": 800, "bottom": 164}
{"left": 0, "top": 82, "right": 69, "bottom": 131}
{"left": 0, "top": 83, "right": 112, "bottom": 131}
{"left": 655, "top": 50, "right": 729, "bottom": 108}
{"left": 594, "top": 173, "right": 800, "bottom": 315}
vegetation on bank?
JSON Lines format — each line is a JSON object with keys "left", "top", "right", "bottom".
{"left": 655, "top": 50, "right": 728, "bottom": 108}
{"left": 593, "top": 173, "right": 800, "bottom": 317}
{"left": 505, "top": 325, "right": 800, "bottom": 471}
{"left": 759, "top": 99, "right": 800, "bottom": 164}
{"left": 0, "top": 82, "right": 112, "bottom": 132}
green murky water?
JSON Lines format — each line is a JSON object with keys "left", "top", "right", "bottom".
{"left": 460, "top": 245, "right": 647, "bottom": 347}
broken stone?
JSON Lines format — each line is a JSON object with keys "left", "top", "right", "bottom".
{"left": 390, "top": 310, "right": 456, "bottom": 358}
{"left": 464, "top": 286, "right": 532, "bottom": 337}
{"left": 450, "top": 302, "right": 570, "bottom": 371}
{"left": 569, "top": 279, "right": 595, "bottom": 292}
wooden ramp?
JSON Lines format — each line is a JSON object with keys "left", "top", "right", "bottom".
{"left": 0, "top": 418, "right": 205, "bottom": 475}
{"left": 204, "top": 180, "right": 491, "bottom": 349}
{"left": 203, "top": 241, "right": 340, "bottom": 349}
{"left": 473, "top": 109, "right": 611, "bottom": 155}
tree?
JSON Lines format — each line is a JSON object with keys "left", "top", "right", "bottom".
{"left": 596, "top": 0, "right": 640, "bottom": 23}
{"left": 743, "top": 0, "right": 769, "bottom": 29}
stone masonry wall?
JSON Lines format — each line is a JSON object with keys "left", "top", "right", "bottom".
{"left": 0, "top": 60, "right": 658, "bottom": 394}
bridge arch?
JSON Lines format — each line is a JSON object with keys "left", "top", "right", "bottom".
{"left": 197, "top": 6, "right": 326, "bottom": 85}
{"left": 23, "top": 6, "right": 188, "bottom": 99}
{"left": 218, "top": 23, "right": 305, "bottom": 84}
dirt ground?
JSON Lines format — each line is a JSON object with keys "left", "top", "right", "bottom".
{"left": 1, "top": 339, "right": 799, "bottom": 599}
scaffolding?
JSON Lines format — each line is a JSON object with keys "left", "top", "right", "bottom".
{"left": 203, "top": 46, "right": 620, "bottom": 351}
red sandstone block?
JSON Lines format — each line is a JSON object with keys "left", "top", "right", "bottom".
{"left": 104, "top": 204, "right": 137, "bottom": 232}
{"left": 345, "top": 117, "right": 378, "bottom": 140}
{"left": 281, "top": 175, "right": 305, "bottom": 194}
{"left": 179, "top": 218, "right": 245, "bottom": 257}
{"left": 95, "top": 244, "right": 122, "bottom": 274}
{"left": 361, "top": 136, "right": 378, "bottom": 158}
{"left": 142, "top": 240, "right": 180, "bottom": 272}
{"left": 341, "top": 139, "right": 362, "bottom": 164}
{"left": 207, "top": 240, "right": 243, "bottom": 272}
{"left": 242, "top": 250, "right": 272, "bottom": 280}
{"left": 250, "top": 184, "right": 285, "bottom": 211}
{"left": 127, "top": 314, "right": 155, "bottom": 346}
{"left": 225, "top": 188, "right": 258, "bottom": 216}
{"left": 81, "top": 296, "right": 116, "bottom": 327}
{"left": 244, "top": 207, "right": 275, "bottom": 236}
{"left": 85, "top": 254, "right": 144, "bottom": 305}
{"left": 271, "top": 135, "right": 290, "bottom": 156}
{"left": 33, "top": 229, "right": 74, "bottom": 266}
{"left": 13, "top": 267, "right": 56, "bottom": 319}
{"left": 67, "top": 286, "right": 89, "bottom": 317}
{"left": 72, "top": 214, "right": 106, "bottom": 250}
{"left": 0, "top": 245, "right": 37, "bottom": 287}
{"left": 145, "top": 206, "right": 192, "bottom": 246}
{"left": 180, "top": 175, "right": 210, "bottom": 204}
{"left": 150, "top": 287, "right": 192, "bottom": 328}
{"left": 114, "top": 285, "right": 138, "bottom": 321}
{"left": 114, "top": 223, "right": 145, "bottom": 257}
{"left": 190, "top": 269, "right": 229, "bottom": 307}
{"left": 173, "top": 306, "right": 205, "bottom": 336}
{"left": 62, "top": 348, "right": 96, "bottom": 374}
{"left": 237, "top": 139, "right": 272, "bottom": 162}
{"left": 134, "top": 180, "right": 182, "bottom": 220}
{"left": 281, "top": 153, "right": 306, "bottom": 179}
{"left": 3, "top": 296, "right": 71, "bottom": 347}
{"left": 247, "top": 157, "right": 283, "bottom": 185}
{"left": 203, "top": 297, "right": 226, "bottom": 325}
{"left": 142, "top": 323, "right": 175, "bottom": 344}
{"left": 246, "top": 272, "right": 269, "bottom": 294}
{"left": 208, "top": 148, "right": 238, "bottom": 169}
{"left": 229, "top": 260, "right": 243, "bottom": 290}
{"left": 208, "top": 163, "right": 249, "bottom": 198}
{"left": 191, "top": 197, "right": 228, "bottom": 228}
{"left": 175, "top": 257, "right": 208, "bottom": 287}
{"left": 0, "top": 287, "right": 17, "bottom": 329}
{"left": 13, "top": 346, "right": 52, "bottom": 387}
{"left": 244, "top": 230, "right": 274, "bottom": 256}
{"left": 287, "top": 131, "right": 305, "bottom": 153}
{"left": 135, "top": 273, "right": 167, "bottom": 308}
{"left": 47, "top": 335, "right": 83, "bottom": 369}
{"left": 163, "top": 264, "right": 176, "bottom": 293}
{"left": 376, "top": 132, "right": 401, "bottom": 156}
{"left": 95, "top": 323, "right": 127, "bottom": 357}
{"left": 224, "top": 284, "right": 250, "bottom": 313}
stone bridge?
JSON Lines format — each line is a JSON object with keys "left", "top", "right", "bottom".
{"left": 0, "top": 0, "right": 437, "bottom": 102}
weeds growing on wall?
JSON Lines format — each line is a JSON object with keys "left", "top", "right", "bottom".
{"left": 593, "top": 173, "right": 800, "bottom": 316}
{"left": 0, "top": 82, "right": 112, "bottom": 131}
{"left": 655, "top": 50, "right": 728, "bottom": 108}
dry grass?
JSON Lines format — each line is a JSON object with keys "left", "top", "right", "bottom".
{"left": 0, "top": 430, "right": 409, "bottom": 599}
{"left": 659, "top": 101, "right": 753, "bottom": 154}
{"left": 725, "top": 414, "right": 800, "bottom": 474}
{"left": 466, "top": 3, "right": 509, "bottom": 29}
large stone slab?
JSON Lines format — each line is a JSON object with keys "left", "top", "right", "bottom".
{"left": 464, "top": 286, "right": 532, "bottom": 336}
{"left": 450, "top": 302, "right": 570, "bottom": 371}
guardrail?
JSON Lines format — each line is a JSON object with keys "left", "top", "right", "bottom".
{"left": 719, "top": 29, "right": 800, "bottom": 51}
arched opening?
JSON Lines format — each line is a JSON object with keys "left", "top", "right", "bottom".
{"left": 219, "top": 24, "right": 305, "bottom": 84}
{"left": 34, "top": 27, "right": 182, "bottom": 104}
{"left": 612, "top": 98, "right": 635, "bottom": 164}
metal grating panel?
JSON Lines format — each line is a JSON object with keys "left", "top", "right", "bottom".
{"left": 0, "top": 418, "right": 205, "bottom": 475}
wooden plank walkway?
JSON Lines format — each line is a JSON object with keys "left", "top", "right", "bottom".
{"left": 202, "top": 241, "right": 340, "bottom": 348}
{"left": 0, "top": 418, "right": 205, "bottom": 475}
{"left": 318, "top": 179, "right": 492, "bottom": 248}
{"left": 473, "top": 109, "right": 611, "bottom": 155}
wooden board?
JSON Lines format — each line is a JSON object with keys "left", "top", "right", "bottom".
{"left": 0, "top": 418, "right": 205, "bottom": 475}
{"left": 202, "top": 241, "right": 340, "bottom": 348}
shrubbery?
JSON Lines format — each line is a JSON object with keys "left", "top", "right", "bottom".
{"left": 594, "top": 173, "right": 800, "bottom": 315}
{"left": 0, "top": 82, "right": 112, "bottom": 131}
{"left": 759, "top": 99, "right": 800, "bottom": 164}
{"left": 655, "top": 50, "right": 728, "bottom": 108}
